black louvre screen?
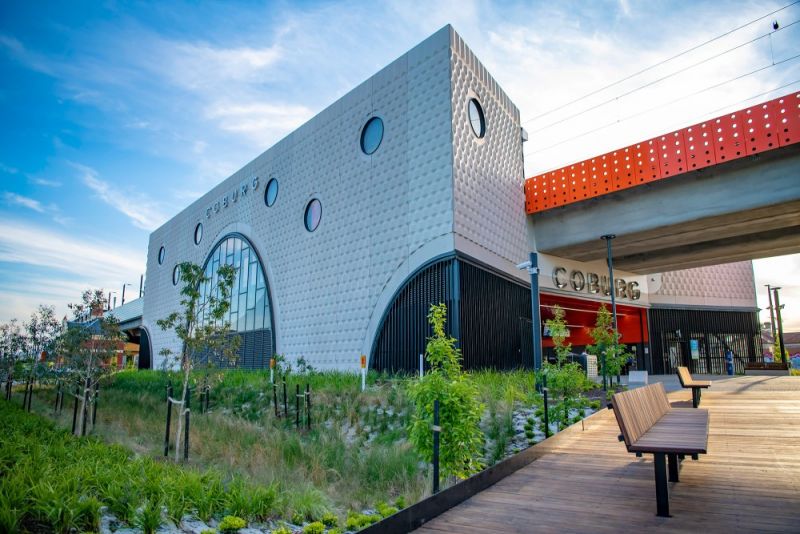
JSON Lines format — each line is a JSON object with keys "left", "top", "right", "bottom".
{"left": 648, "top": 308, "right": 761, "bottom": 374}
{"left": 194, "top": 328, "right": 273, "bottom": 370}
{"left": 370, "top": 256, "right": 533, "bottom": 373}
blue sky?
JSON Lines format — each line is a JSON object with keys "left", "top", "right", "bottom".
{"left": 1, "top": 0, "right": 799, "bottom": 329}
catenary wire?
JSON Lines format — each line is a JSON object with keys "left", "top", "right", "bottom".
{"left": 523, "top": 54, "right": 800, "bottom": 161}
{"left": 526, "top": 19, "right": 799, "bottom": 135}
{"left": 521, "top": 1, "right": 800, "bottom": 125}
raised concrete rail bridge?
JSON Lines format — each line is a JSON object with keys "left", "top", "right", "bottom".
{"left": 525, "top": 92, "right": 800, "bottom": 273}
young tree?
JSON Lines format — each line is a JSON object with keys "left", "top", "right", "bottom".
{"left": 542, "top": 305, "right": 586, "bottom": 429}
{"left": 408, "top": 303, "right": 484, "bottom": 481}
{"left": 587, "top": 304, "right": 632, "bottom": 387}
{"left": 22, "top": 306, "right": 62, "bottom": 395}
{"left": 57, "top": 291, "right": 122, "bottom": 435}
{"left": 157, "top": 262, "right": 240, "bottom": 461}
{"left": 0, "top": 319, "right": 27, "bottom": 398}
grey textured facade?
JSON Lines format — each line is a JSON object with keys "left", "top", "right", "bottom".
{"left": 142, "top": 26, "right": 758, "bottom": 372}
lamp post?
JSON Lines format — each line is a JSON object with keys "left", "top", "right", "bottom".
{"left": 601, "top": 235, "right": 618, "bottom": 391}
{"left": 772, "top": 287, "right": 787, "bottom": 364}
{"left": 518, "top": 253, "right": 543, "bottom": 373}
{"left": 765, "top": 284, "right": 777, "bottom": 344}
{"left": 121, "top": 283, "right": 132, "bottom": 306}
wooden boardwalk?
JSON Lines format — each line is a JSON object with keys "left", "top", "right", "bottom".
{"left": 415, "top": 376, "right": 800, "bottom": 533}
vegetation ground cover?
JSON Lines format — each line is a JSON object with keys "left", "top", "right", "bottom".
{"left": 5, "top": 364, "right": 604, "bottom": 532}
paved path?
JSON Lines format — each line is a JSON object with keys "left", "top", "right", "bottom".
{"left": 415, "top": 376, "right": 800, "bottom": 533}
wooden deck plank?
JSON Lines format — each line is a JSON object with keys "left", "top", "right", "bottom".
{"left": 414, "top": 376, "right": 800, "bottom": 533}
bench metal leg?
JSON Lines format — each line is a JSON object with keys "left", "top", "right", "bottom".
{"left": 654, "top": 453, "right": 670, "bottom": 517}
{"left": 691, "top": 388, "right": 699, "bottom": 408}
{"left": 668, "top": 453, "right": 680, "bottom": 482}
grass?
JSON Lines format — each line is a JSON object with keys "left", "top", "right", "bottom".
{"left": 19, "top": 369, "right": 426, "bottom": 527}
{"left": 9, "top": 367, "right": 594, "bottom": 530}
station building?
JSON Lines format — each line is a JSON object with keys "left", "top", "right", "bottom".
{"left": 140, "top": 26, "right": 762, "bottom": 375}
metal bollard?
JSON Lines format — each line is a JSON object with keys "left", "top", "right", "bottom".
{"left": 432, "top": 399, "right": 441, "bottom": 494}
{"left": 543, "top": 387, "right": 550, "bottom": 439}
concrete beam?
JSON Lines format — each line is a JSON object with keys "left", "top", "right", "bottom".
{"left": 531, "top": 144, "right": 800, "bottom": 273}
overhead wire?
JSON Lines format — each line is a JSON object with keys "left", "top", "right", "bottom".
{"left": 526, "top": 19, "right": 799, "bottom": 135}
{"left": 523, "top": 53, "right": 800, "bottom": 161}
{"left": 522, "top": 0, "right": 800, "bottom": 125}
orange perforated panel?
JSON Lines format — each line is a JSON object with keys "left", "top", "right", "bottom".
{"left": 524, "top": 91, "right": 800, "bottom": 214}
{"left": 684, "top": 122, "right": 716, "bottom": 170}
{"left": 632, "top": 140, "right": 661, "bottom": 184}
{"left": 743, "top": 102, "right": 779, "bottom": 154}
{"left": 712, "top": 111, "right": 746, "bottom": 163}
{"left": 775, "top": 91, "right": 800, "bottom": 146}
{"left": 656, "top": 130, "right": 688, "bottom": 177}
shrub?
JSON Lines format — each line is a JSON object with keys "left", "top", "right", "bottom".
{"left": 376, "top": 501, "right": 398, "bottom": 518}
{"left": 303, "top": 521, "right": 325, "bottom": 534}
{"left": 407, "top": 304, "right": 484, "bottom": 480}
{"left": 219, "top": 515, "right": 247, "bottom": 533}
{"left": 525, "top": 429, "right": 534, "bottom": 439}
{"left": 321, "top": 511, "right": 339, "bottom": 527}
{"left": 345, "top": 515, "right": 361, "bottom": 530}
{"left": 394, "top": 496, "right": 406, "bottom": 510}
{"left": 291, "top": 511, "right": 305, "bottom": 525}
{"left": 272, "top": 526, "right": 292, "bottom": 534}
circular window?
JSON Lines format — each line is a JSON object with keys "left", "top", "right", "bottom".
{"left": 172, "top": 264, "right": 180, "bottom": 286}
{"left": 158, "top": 246, "right": 165, "bottom": 265}
{"left": 360, "top": 117, "right": 384, "bottom": 155}
{"left": 264, "top": 178, "right": 279, "bottom": 207}
{"left": 304, "top": 199, "right": 322, "bottom": 232}
{"left": 468, "top": 98, "right": 485, "bottom": 138}
{"left": 194, "top": 223, "right": 203, "bottom": 245}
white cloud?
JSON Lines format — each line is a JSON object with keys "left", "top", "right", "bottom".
{"left": 73, "top": 162, "right": 168, "bottom": 231}
{"left": 753, "top": 254, "right": 800, "bottom": 332}
{"left": 29, "top": 177, "right": 62, "bottom": 187}
{"left": 0, "top": 218, "right": 145, "bottom": 323}
{"left": 4, "top": 192, "right": 44, "bottom": 212}
{"left": 0, "top": 162, "right": 19, "bottom": 174}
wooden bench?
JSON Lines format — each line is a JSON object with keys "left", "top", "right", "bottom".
{"left": 676, "top": 366, "right": 711, "bottom": 407}
{"left": 611, "top": 383, "right": 709, "bottom": 517}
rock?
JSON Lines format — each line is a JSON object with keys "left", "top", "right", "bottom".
{"left": 180, "top": 516, "right": 211, "bottom": 534}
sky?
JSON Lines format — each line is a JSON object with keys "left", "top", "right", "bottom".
{"left": 0, "top": 0, "right": 799, "bottom": 331}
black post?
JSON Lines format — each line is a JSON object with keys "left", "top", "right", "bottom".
{"left": 58, "top": 382, "right": 64, "bottom": 413}
{"left": 306, "top": 384, "right": 311, "bottom": 430}
{"left": 183, "top": 386, "right": 191, "bottom": 462}
{"left": 601, "top": 350, "right": 607, "bottom": 392}
{"left": 204, "top": 384, "right": 210, "bottom": 413}
{"left": 282, "top": 379, "right": 288, "bottom": 417}
{"left": 273, "top": 383, "right": 279, "bottom": 417}
{"left": 81, "top": 378, "right": 90, "bottom": 436}
{"left": 766, "top": 284, "right": 777, "bottom": 343}
{"left": 71, "top": 385, "right": 79, "bottom": 434}
{"left": 295, "top": 384, "right": 300, "bottom": 429}
{"left": 543, "top": 387, "right": 550, "bottom": 439}
{"left": 53, "top": 381, "right": 61, "bottom": 414}
{"left": 527, "top": 252, "right": 543, "bottom": 372}
{"left": 432, "top": 399, "right": 440, "bottom": 494}
{"left": 164, "top": 383, "right": 173, "bottom": 457}
{"left": 5, "top": 374, "right": 11, "bottom": 401}
{"left": 92, "top": 381, "right": 99, "bottom": 426}
{"left": 773, "top": 287, "right": 787, "bottom": 364}
{"left": 21, "top": 376, "right": 29, "bottom": 409}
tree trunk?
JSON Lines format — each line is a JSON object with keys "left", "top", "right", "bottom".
{"left": 174, "top": 363, "right": 191, "bottom": 462}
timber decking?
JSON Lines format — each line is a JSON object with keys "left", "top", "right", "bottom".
{"left": 414, "top": 376, "right": 800, "bottom": 533}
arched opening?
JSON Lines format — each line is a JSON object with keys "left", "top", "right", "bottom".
{"left": 196, "top": 233, "right": 276, "bottom": 369}
{"left": 138, "top": 328, "right": 152, "bottom": 370}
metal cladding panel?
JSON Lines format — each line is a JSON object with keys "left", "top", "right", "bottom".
{"left": 142, "top": 26, "right": 457, "bottom": 371}
{"left": 656, "top": 130, "right": 688, "bottom": 178}
{"left": 743, "top": 101, "right": 780, "bottom": 154}
{"left": 525, "top": 91, "right": 800, "bottom": 214}
{"left": 775, "top": 91, "right": 800, "bottom": 146}
{"left": 684, "top": 122, "right": 717, "bottom": 171}
{"left": 450, "top": 29, "right": 528, "bottom": 275}
{"left": 712, "top": 111, "right": 746, "bottom": 163}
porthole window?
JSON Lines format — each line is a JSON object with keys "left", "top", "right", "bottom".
{"left": 304, "top": 199, "right": 322, "bottom": 232}
{"left": 158, "top": 246, "right": 165, "bottom": 265}
{"left": 194, "top": 223, "right": 203, "bottom": 245}
{"left": 360, "top": 117, "right": 384, "bottom": 155}
{"left": 264, "top": 178, "right": 279, "bottom": 207}
{"left": 468, "top": 98, "right": 485, "bottom": 138}
{"left": 172, "top": 264, "right": 180, "bottom": 286}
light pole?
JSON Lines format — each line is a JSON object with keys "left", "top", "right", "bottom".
{"left": 765, "top": 284, "right": 777, "bottom": 344}
{"left": 773, "top": 287, "right": 786, "bottom": 364}
{"left": 121, "top": 283, "right": 132, "bottom": 306}
{"left": 601, "top": 234, "right": 618, "bottom": 391}
{"left": 518, "top": 253, "right": 543, "bottom": 373}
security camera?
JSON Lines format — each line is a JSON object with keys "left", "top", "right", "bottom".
{"left": 516, "top": 261, "right": 532, "bottom": 270}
